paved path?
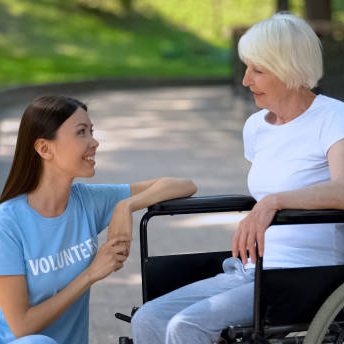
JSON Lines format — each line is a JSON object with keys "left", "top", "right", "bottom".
{"left": 0, "top": 84, "right": 256, "bottom": 343}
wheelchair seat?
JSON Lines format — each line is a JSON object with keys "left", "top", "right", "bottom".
{"left": 143, "top": 250, "right": 231, "bottom": 302}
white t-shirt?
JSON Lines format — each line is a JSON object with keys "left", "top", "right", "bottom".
{"left": 243, "top": 95, "right": 344, "bottom": 268}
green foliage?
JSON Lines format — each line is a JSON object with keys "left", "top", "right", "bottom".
{"left": 333, "top": 0, "right": 344, "bottom": 22}
{"left": 0, "top": 0, "right": 235, "bottom": 86}
{"left": 0, "top": 0, "right": 342, "bottom": 87}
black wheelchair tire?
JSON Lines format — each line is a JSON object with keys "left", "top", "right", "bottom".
{"left": 304, "top": 282, "right": 344, "bottom": 344}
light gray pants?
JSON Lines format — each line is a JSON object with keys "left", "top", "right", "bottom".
{"left": 131, "top": 257, "right": 255, "bottom": 344}
{"left": 9, "top": 336, "right": 57, "bottom": 344}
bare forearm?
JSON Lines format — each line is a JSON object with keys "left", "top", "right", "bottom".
{"left": 234, "top": 181, "right": 344, "bottom": 262}
{"left": 267, "top": 181, "right": 344, "bottom": 211}
{"left": 14, "top": 270, "right": 92, "bottom": 336}
{"left": 107, "top": 178, "right": 196, "bottom": 243}
{"left": 127, "top": 177, "right": 197, "bottom": 212}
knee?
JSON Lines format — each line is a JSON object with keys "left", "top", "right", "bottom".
{"left": 131, "top": 302, "right": 168, "bottom": 343}
{"left": 131, "top": 307, "right": 143, "bottom": 332}
{"left": 166, "top": 313, "right": 192, "bottom": 338}
{"left": 131, "top": 302, "right": 160, "bottom": 332}
{"left": 166, "top": 314, "right": 212, "bottom": 342}
{"left": 131, "top": 305, "right": 148, "bottom": 330}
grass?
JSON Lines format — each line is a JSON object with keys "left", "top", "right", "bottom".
{"left": 0, "top": 0, "right": 343, "bottom": 87}
{"left": 0, "top": 0, "right": 229, "bottom": 87}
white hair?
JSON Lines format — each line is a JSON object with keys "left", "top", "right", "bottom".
{"left": 238, "top": 13, "right": 323, "bottom": 89}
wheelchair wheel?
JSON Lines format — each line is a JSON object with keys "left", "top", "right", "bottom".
{"left": 304, "top": 282, "right": 344, "bottom": 344}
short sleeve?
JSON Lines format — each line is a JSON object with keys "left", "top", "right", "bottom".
{"left": 0, "top": 216, "right": 25, "bottom": 275}
{"left": 319, "top": 107, "right": 344, "bottom": 155}
{"left": 74, "top": 183, "right": 131, "bottom": 233}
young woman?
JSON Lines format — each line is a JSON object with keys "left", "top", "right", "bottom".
{"left": 131, "top": 13, "right": 344, "bottom": 344}
{"left": 0, "top": 95, "right": 197, "bottom": 344}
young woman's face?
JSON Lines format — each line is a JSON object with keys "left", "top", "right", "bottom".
{"left": 50, "top": 107, "right": 99, "bottom": 179}
{"left": 242, "top": 60, "right": 289, "bottom": 111}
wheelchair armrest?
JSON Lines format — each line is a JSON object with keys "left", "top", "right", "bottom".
{"left": 273, "top": 209, "right": 344, "bottom": 225}
{"left": 148, "top": 195, "right": 257, "bottom": 214}
{"left": 148, "top": 195, "right": 344, "bottom": 224}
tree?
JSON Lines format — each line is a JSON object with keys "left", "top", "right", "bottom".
{"left": 276, "top": 0, "right": 289, "bottom": 12}
{"left": 119, "top": 0, "right": 134, "bottom": 14}
{"left": 276, "top": 0, "right": 332, "bottom": 21}
{"left": 304, "top": 0, "right": 331, "bottom": 21}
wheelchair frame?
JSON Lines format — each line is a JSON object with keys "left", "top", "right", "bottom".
{"left": 116, "top": 195, "right": 344, "bottom": 343}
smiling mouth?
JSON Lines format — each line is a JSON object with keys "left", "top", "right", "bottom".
{"left": 83, "top": 155, "right": 95, "bottom": 162}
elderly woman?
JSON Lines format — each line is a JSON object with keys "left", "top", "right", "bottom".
{"left": 131, "top": 13, "right": 344, "bottom": 344}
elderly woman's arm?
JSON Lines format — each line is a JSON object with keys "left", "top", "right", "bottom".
{"left": 232, "top": 139, "right": 344, "bottom": 264}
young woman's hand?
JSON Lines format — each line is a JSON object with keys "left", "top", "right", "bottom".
{"left": 107, "top": 200, "right": 133, "bottom": 256}
{"left": 232, "top": 195, "right": 277, "bottom": 264}
{"left": 86, "top": 238, "right": 128, "bottom": 284}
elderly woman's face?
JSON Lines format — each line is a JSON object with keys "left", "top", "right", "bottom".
{"left": 242, "top": 60, "right": 288, "bottom": 110}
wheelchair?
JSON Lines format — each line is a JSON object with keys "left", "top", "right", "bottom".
{"left": 115, "top": 195, "right": 344, "bottom": 343}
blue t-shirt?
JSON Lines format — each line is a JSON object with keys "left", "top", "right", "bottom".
{"left": 0, "top": 183, "right": 131, "bottom": 344}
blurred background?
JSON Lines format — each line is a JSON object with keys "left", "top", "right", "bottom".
{"left": 0, "top": 0, "right": 343, "bottom": 93}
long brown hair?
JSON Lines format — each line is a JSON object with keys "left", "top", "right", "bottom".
{"left": 0, "top": 95, "right": 87, "bottom": 203}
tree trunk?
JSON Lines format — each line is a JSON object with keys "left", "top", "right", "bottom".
{"left": 119, "top": 0, "right": 134, "bottom": 14}
{"left": 304, "top": 0, "right": 331, "bottom": 21}
{"left": 276, "top": 0, "right": 289, "bottom": 12}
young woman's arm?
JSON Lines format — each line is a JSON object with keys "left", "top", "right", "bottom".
{"left": 129, "top": 177, "right": 197, "bottom": 208}
{"left": 107, "top": 177, "right": 197, "bottom": 246}
{"left": 232, "top": 139, "right": 344, "bottom": 264}
{"left": 0, "top": 238, "right": 127, "bottom": 337}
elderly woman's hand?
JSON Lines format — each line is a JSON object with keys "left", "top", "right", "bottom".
{"left": 232, "top": 195, "right": 278, "bottom": 264}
